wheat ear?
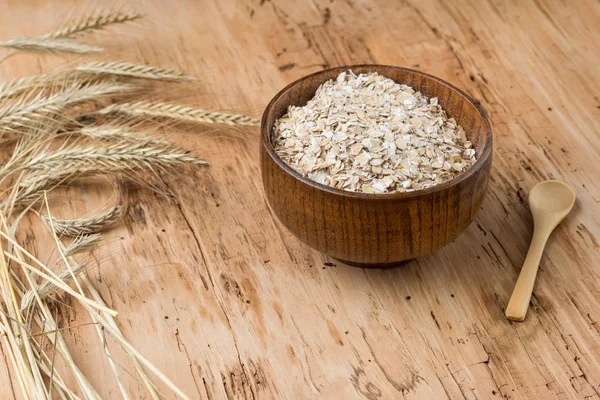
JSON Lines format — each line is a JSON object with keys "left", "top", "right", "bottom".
{"left": 0, "top": 91, "right": 65, "bottom": 136}
{"left": 20, "top": 263, "right": 87, "bottom": 312}
{"left": 9, "top": 137, "right": 206, "bottom": 208}
{"left": 99, "top": 101, "right": 260, "bottom": 126}
{"left": 40, "top": 10, "right": 145, "bottom": 39}
{"left": 80, "top": 125, "right": 171, "bottom": 146}
{"left": 0, "top": 81, "right": 132, "bottom": 137}
{"left": 0, "top": 38, "right": 103, "bottom": 54}
{"left": 63, "top": 233, "right": 102, "bottom": 256}
{"left": 0, "top": 70, "right": 105, "bottom": 101}
{"left": 42, "top": 205, "right": 123, "bottom": 237}
{"left": 0, "top": 73, "right": 60, "bottom": 100}
{"left": 76, "top": 61, "right": 194, "bottom": 81}
{"left": 20, "top": 140, "right": 207, "bottom": 172}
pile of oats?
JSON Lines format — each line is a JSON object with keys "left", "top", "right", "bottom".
{"left": 273, "top": 70, "right": 477, "bottom": 194}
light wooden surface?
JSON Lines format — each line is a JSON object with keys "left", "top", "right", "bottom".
{"left": 1, "top": 0, "right": 600, "bottom": 399}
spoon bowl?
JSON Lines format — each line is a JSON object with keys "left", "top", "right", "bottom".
{"left": 529, "top": 180, "right": 576, "bottom": 215}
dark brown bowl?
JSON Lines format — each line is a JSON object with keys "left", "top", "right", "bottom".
{"left": 260, "top": 65, "right": 492, "bottom": 267}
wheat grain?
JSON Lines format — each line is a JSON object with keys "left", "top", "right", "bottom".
{"left": 0, "top": 38, "right": 103, "bottom": 54}
{"left": 76, "top": 61, "right": 194, "bottom": 81}
{"left": 40, "top": 10, "right": 145, "bottom": 39}
{"left": 99, "top": 101, "right": 260, "bottom": 126}
{"left": 9, "top": 177, "right": 55, "bottom": 209}
{"left": 42, "top": 205, "right": 123, "bottom": 236}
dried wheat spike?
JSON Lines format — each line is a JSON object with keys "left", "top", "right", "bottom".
{"left": 13, "top": 135, "right": 207, "bottom": 190}
{"left": 0, "top": 38, "right": 103, "bottom": 54}
{"left": 42, "top": 205, "right": 123, "bottom": 236}
{"left": 0, "top": 70, "right": 101, "bottom": 100}
{"left": 0, "top": 91, "right": 65, "bottom": 135}
{"left": 0, "top": 81, "right": 132, "bottom": 138}
{"left": 11, "top": 138, "right": 207, "bottom": 208}
{"left": 40, "top": 10, "right": 145, "bottom": 39}
{"left": 20, "top": 262, "right": 87, "bottom": 311}
{"left": 21, "top": 139, "right": 207, "bottom": 172}
{"left": 76, "top": 61, "right": 194, "bottom": 81}
{"left": 99, "top": 101, "right": 260, "bottom": 126}
{"left": 80, "top": 125, "right": 170, "bottom": 146}
{"left": 0, "top": 73, "right": 62, "bottom": 100}
{"left": 63, "top": 81, "right": 134, "bottom": 104}
{"left": 64, "top": 234, "right": 102, "bottom": 256}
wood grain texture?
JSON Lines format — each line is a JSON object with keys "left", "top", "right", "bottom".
{"left": 1, "top": 0, "right": 600, "bottom": 399}
{"left": 261, "top": 65, "right": 492, "bottom": 266}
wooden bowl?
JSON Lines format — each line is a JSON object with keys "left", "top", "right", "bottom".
{"left": 260, "top": 65, "right": 492, "bottom": 267}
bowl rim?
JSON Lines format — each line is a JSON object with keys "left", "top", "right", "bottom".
{"left": 261, "top": 64, "right": 493, "bottom": 200}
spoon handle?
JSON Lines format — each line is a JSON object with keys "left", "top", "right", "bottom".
{"left": 505, "top": 229, "right": 549, "bottom": 321}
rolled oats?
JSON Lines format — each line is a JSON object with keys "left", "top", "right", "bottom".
{"left": 273, "top": 70, "right": 477, "bottom": 194}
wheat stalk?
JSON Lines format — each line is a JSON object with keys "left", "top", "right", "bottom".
{"left": 1, "top": 239, "right": 118, "bottom": 320}
{"left": 42, "top": 205, "right": 123, "bottom": 237}
{"left": 76, "top": 61, "right": 194, "bottom": 81}
{"left": 81, "top": 273, "right": 161, "bottom": 399}
{"left": 0, "top": 257, "right": 44, "bottom": 399}
{"left": 38, "top": 198, "right": 191, "bottom": 400}
{"left": 0, "top": 38, "right": 103, "bottom": 54}
{"left": 30, "top": 348, "right": 78, "bottom": 400}
{"left": 0, "top": 6, "right": 259, "bottom": 399}
{"left": 32, "top": 310, "right": 102, "bottom": 398}
{"left": 40, "top": 10, "right": 145, "bottom": 39}
{"left": 26, "top": 283, "right": 102, "bottom": 398}
{"left": 99, "top": 100, "right": 260, "bottom": 126}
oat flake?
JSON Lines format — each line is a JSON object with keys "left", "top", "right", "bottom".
{"left": 273, "top": 70, "right": 477, "bottom": 194}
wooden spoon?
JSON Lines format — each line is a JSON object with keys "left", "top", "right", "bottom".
{"left": 505, "top": 180, "right": 575, "bottom": 321}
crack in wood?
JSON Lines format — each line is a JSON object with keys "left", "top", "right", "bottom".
{"left": 359, "top": 325, "right": 424, "bottom": 394}
{"left": 175, "top": 329, "right": 206, "bottom": 398}
{"left": 289, "top": 315, "right": 322, "bottom": 394}
{"left": 160, "top": 176, "right": 259, "bottom": 399}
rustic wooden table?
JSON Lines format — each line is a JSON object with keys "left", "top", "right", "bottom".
{"left": 1, "top": 0, "right": 599, "bottom": 399}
